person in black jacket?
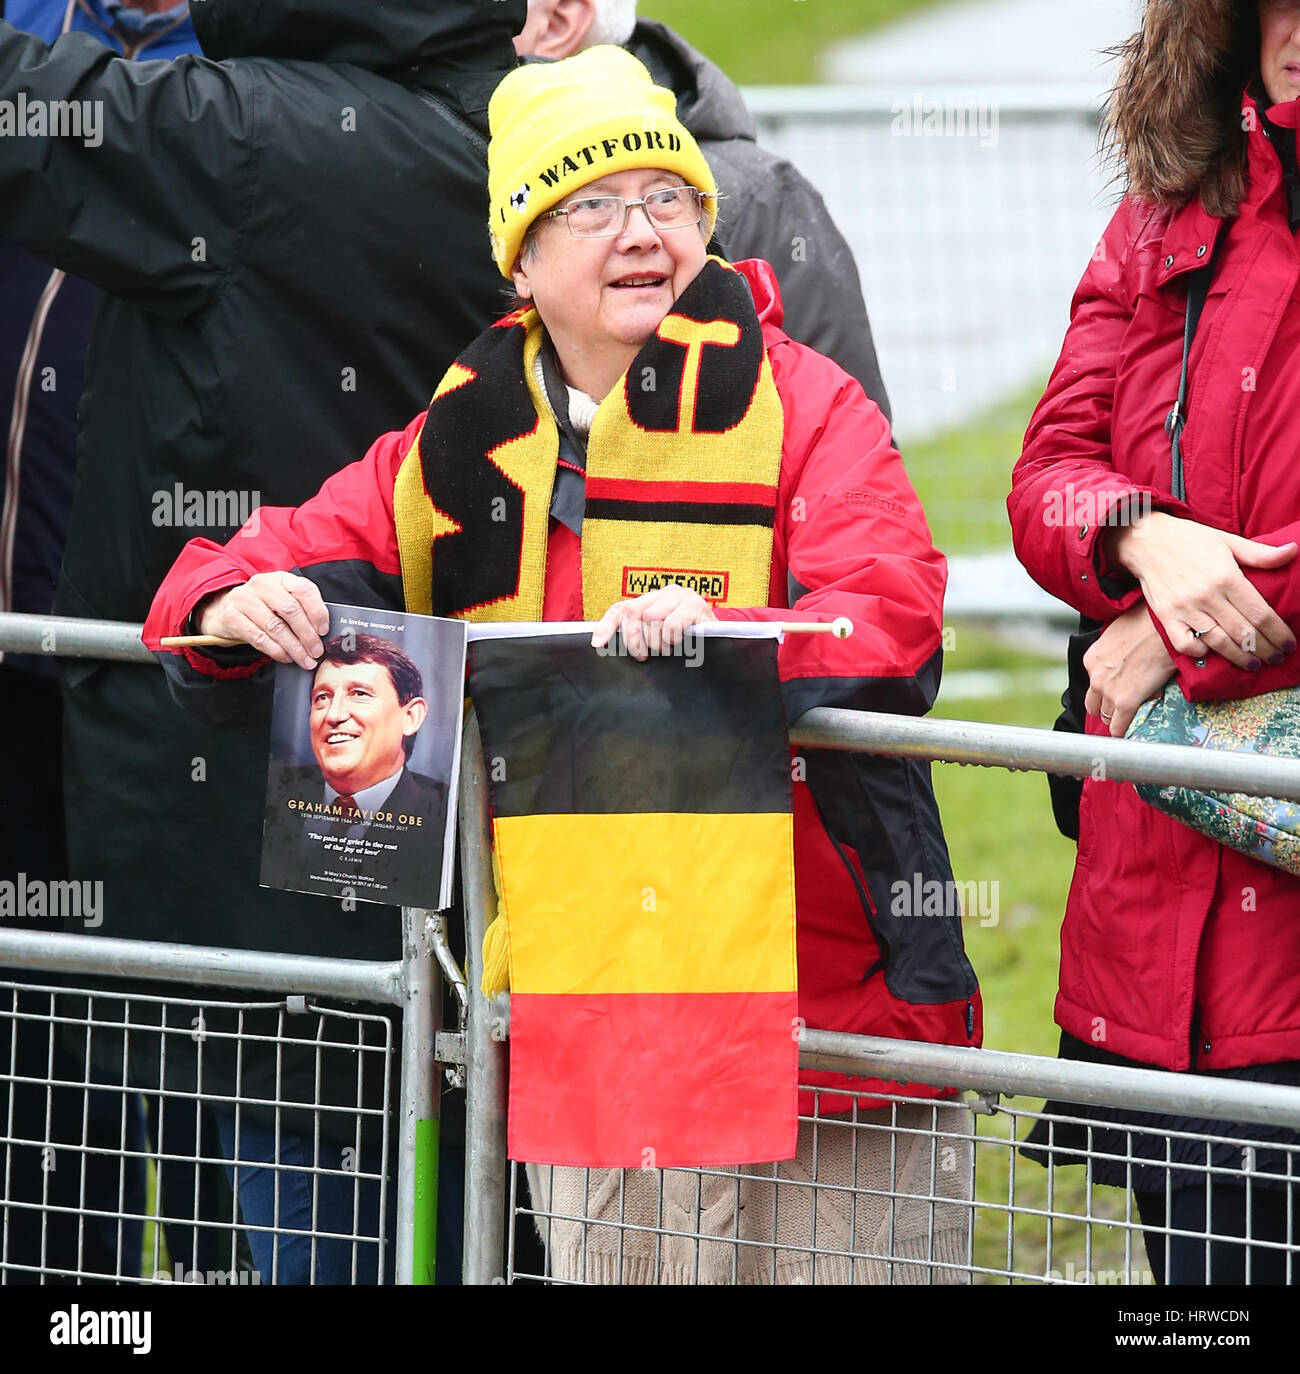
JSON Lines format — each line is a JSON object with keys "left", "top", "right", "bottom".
{"left": 0, "top": 0, "right": 524, "bottom": 1284}
{"left": 0, "top": 0, "right": 225, "bottom": 1288}
{"left": 514, "top": 0, "right": 892, "bottom": 421}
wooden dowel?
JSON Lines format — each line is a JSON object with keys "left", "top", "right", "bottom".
{"left": 158, "top": 634, "right": 243, "bottom": 648}
{"left": 787, "top": 618, "right": 854, "bottom": 639}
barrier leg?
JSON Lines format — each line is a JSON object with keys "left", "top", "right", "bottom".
{"left": 460, "top": 711, "right": 509, "bottom": 1285}
{"left": 396, "top": 906, "right": 442, "bottom": 1285}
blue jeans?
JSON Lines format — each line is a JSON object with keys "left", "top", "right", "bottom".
{"left": 211, "top": 1107, "right": 462, "bottom": 1284}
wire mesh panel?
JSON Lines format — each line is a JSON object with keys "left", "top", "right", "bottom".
{"left": 748, "top": 92, "right": 1111, "bottom": 551}
{"left": 994, "top": 1097, "right": 1300, "bottom": 1287}
{"left": 0, "top": 978, "right": 395, "bottom": 1285}
{"left": 509, "top": 1089, "right": 974, "bottom": 1285}
{"left": 751, "top": 94, "right": 1111, "bottom": 437}
{"left": 505, "top": 1083, "right": 1300, "bottom": 1286}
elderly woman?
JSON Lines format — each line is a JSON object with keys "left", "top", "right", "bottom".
{"left": 1010, "top": 0, "right": 1300, "bottom": 1285}
{"left": 147, "top": 47, "right": 979, "bottom": 1285}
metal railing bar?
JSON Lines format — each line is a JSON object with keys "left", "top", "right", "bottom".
{"left": 743, "top": 81, "right": 1106, "bottom": 118}
{"left": 0, "top": 611, "right": 152, "bottom": 663}
{"left": 790, "top": 705, "right": 1300, "bottom": 801}
{"left": 0, "top": 928, "right": 402, "bottom": 1005}
{"left": 0, "top": 985, "right": 396, "bottom": 1021}
{"left": 7, "top": 612, "right": 1298, "bottom": 801}
{"left": 798, "top": 1029, "right": 1300, "bottom": 1129}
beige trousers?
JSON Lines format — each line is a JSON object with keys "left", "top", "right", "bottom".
{"left": 523, "top": 1102, "right": 973, "bottom": 1285}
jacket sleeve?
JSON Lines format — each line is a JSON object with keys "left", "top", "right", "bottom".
{"left": 715, "top": 338, "right": 943, "bottom": 720}
{"left": 1007, "top": 196, "right": 1194, "bottom": 620}
{"left": 0, "top": 20, "right": 250, "bottom": 306}
{"left": 714, "top": 149, "right": 891, "bottom": 423}
{"left": 1152, "top": 518, "right": 1300, "bottom": 700}
{"left": 143, "top": 415, "right": 422, "bottom": 674}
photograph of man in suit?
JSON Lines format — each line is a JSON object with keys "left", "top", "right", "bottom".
{"left": 262, "top": 633, "right": 450, "bottom": 904}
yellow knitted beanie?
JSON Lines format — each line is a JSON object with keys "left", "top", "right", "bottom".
{"left": 487, "top": 46, "right": 717, "bottom": 277}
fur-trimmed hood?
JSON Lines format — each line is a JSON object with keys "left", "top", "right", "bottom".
{"left": 1105, "top": 0, "right": 1260, "bottom": 215}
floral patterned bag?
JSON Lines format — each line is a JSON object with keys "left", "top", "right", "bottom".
{"left": 1127, "top": 682, "right": 1300, "bottom": 876}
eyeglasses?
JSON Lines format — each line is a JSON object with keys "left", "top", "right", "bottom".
{"left": 540, "top": 186, "right": 715, "bottom": 240}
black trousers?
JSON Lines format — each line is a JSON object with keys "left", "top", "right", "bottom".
{"left": 1136, "top": 1178, "right": 1300, "bottom": 1285}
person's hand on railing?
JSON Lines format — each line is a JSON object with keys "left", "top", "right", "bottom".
{"left": 1083, "top": 603, "right": 1176, "bottom": 737}
{"left": 193, "top": 572, "right": 329, "bottom": 669}
{"left": 591, "top": 586, "right": 717, "bottom": 661}
{"left": 1105, "top": 512, "right": 1297, "bottom": 669}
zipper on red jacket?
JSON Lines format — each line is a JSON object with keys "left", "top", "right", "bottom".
{"left": 821, "top": 826, "right": 890, "bottom": 983}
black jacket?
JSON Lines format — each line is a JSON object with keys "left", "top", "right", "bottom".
{"left": 261, "top": 763, "right": 450, "bottom": 906}
{"left": 0, "top": 0, "right": 521, "bottom": 1119}
{"left": 0, "top": 0, "right": 201, "bottom": 676}
{"left": 0, "top": 0, "right": 522, "bottom": 628}
{"left": 630, "top": 19, "right": 891, "bottom": 422}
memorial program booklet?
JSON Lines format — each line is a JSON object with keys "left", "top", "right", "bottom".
{"left": 260, "top": 603, "right": 467, "bottom": 910}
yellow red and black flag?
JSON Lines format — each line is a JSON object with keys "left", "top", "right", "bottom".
{"left": 469, "top": 629, "right": 798, "bottom": 1169}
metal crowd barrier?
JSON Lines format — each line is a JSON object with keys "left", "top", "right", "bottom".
{"left": 0, "top": 914, "right": 446, "bottom": 1284}
{"left": 505, "top": 1085, "right": 1300, "bottom": 1286}
{"left": 6, "top": 611, "right": 1300, "bottom": 1286}
{"left": 455, "top": 690, "right": 1300, "bottom": 1288}
{"left": 1, "top": 976, "right": 395, "bottom": 1284}
{"left": 1, "top": 613, "right": 454, "bottom": 1284}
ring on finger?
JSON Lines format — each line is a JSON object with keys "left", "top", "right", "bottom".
{"left": 1100, "top": 708, "right": 1113, "bottom": 722}
{"left": 1190, "top": 626, "right": 1211, "bottom": 639}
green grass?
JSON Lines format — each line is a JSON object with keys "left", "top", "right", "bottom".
{"left": 641, "top": 0, "right": 944, "bottom": 85}
{"left": 905, "top": 380, "right": 1045, "bottom": 556}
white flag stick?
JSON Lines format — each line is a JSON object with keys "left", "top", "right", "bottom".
{"left": 160, "top": 617, "right": 852, "bottom": 650}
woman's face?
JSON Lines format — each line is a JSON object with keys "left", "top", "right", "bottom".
{"left": 1260, "top": 1, "right": 1300, "bottom": 106}
{"left": 510, "top": 167, "right": 709, "bottom": 396}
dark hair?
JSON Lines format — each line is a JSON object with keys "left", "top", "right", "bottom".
{"left": 317, "top": 633, "right": 425, "bottom": 760}
{"left": 318, "top": 633, "right": 424, "bottom": 705}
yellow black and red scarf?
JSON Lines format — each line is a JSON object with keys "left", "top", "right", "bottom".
{"left": 392, "top": 257, "right": 785, "bottom": 622}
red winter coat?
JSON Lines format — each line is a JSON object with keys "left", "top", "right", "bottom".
{"left": 148, "top": 258, "right": 981, "bottom": 1100}
{"left": 1009, "top": 97, "right": 1300, "bottom": 1073}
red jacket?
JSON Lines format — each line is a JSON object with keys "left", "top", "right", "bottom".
{"left": 148, "top": 258, "right": 982, "bottom": 1098}
{"left": 1009, "top": 98, "right": 1300, "bottom": 1072}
